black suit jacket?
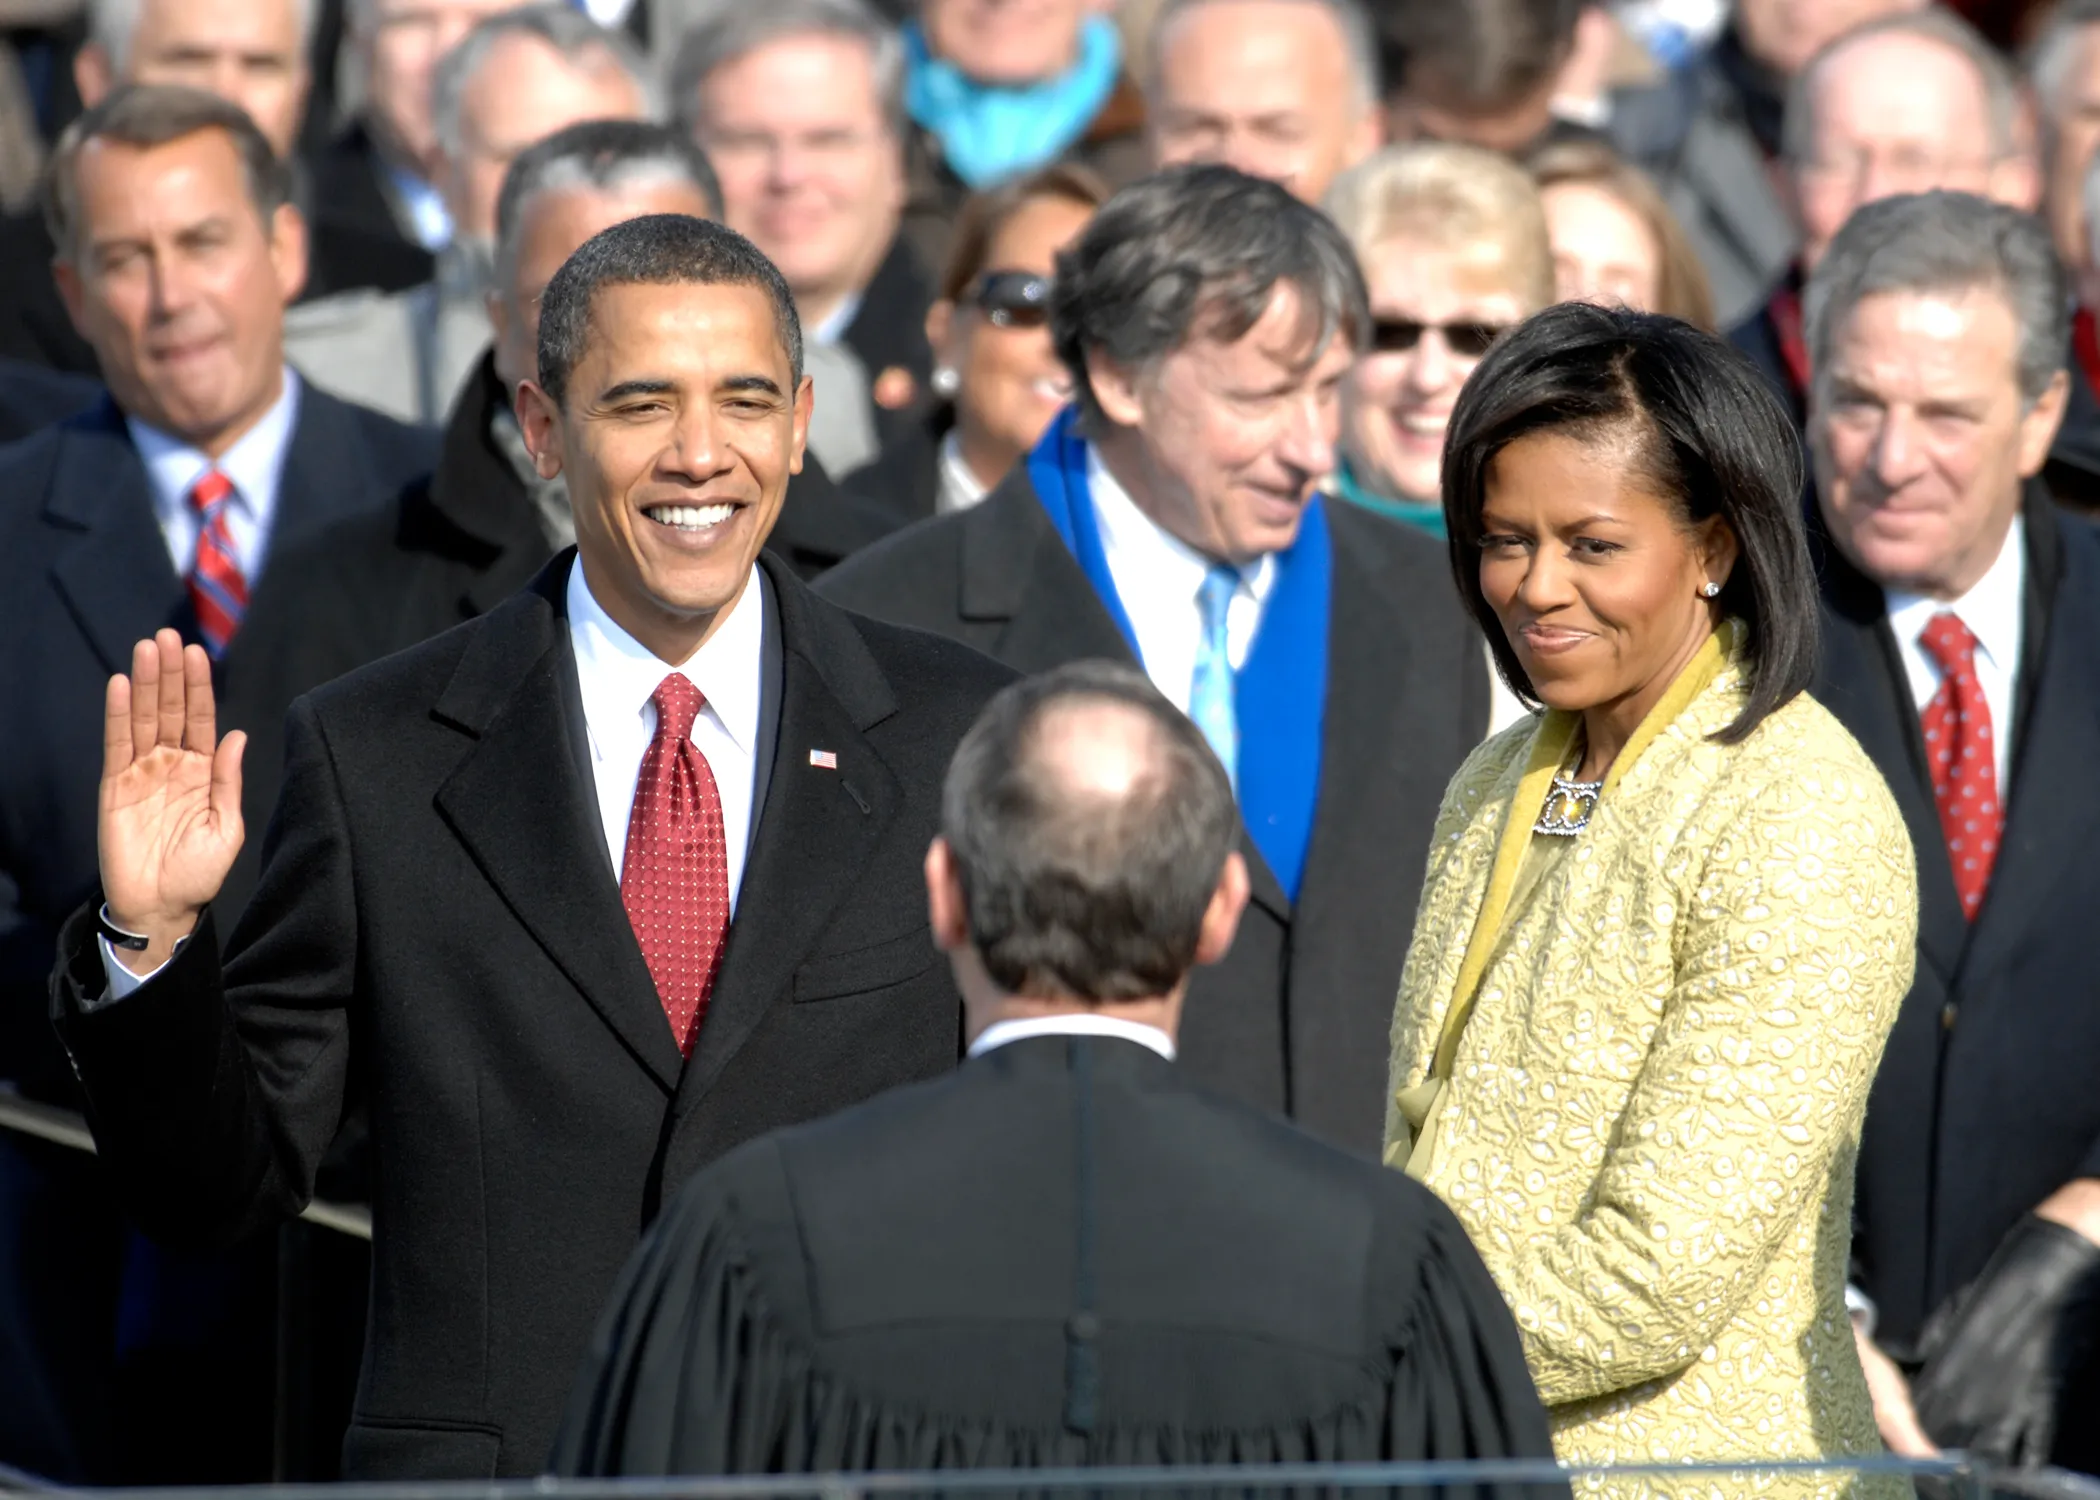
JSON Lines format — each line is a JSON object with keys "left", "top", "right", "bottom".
{"left": 49, "top": 553, "right": 1017, "bottom": 1478}
{"left": 0, "top": 387, "right": 435, "bottom": 1101}
{"left": 260, "top": 352, "right": 908, "bottom": 683}
{"left": 838, "top": 233, "right": 935, "bottom": 456}
{"left": 1812, "top": 484, "right": 2100, "bottom": 1351}
{"left": 558, "top": 1034, "right": 1558, "bottom": 1475}
{"left": 0, "top": 357, "right": 98, "bottom": 443}
{"left": 301, "top": 123, "right": 440, "bottom": 298}
{"left": 817, "top": 469, "right": 1490, "bottom": 1154}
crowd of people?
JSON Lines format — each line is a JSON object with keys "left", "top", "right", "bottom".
{"left": 2, "top": 0, "right": 2100, "bottom": 1487}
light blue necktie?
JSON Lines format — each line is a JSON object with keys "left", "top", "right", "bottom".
{"left": 1190, "top": 563, "right": 1240, "bottom": 785}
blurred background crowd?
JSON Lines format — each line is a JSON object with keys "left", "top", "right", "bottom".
{"left": 6, "top": 0, "right": 2100, "bottom": 1484}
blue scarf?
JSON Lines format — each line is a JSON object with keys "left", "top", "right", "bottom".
{"left": 904, "top": 18, "right": 1122, "bottom": 190}
{"left": 1334, "top": 456, "right": 1446, "bottom": 538}
{"left": 1027, "top": 408, "right": 1329, "bottom": 899}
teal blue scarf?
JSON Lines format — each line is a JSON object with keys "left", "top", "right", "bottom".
{"left": 905, "top": 18, "right": 1122, "bottom": 190}
{"left": 1334, "top": 457, "right": 1446, "bottom": 538}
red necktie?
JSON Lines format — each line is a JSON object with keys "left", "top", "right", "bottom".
{"left": 1918, "top": 613, "right": 2001, "bottom": 921}
{"left": 186, "top": 470, "right": 247, "bottom": 657}
{"left": 619, "top": 674, "right": 730, "bottom": 1056}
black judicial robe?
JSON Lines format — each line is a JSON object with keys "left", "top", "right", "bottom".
{"left": 555, "top": 1036, "right": 1557, "bottom": 1478}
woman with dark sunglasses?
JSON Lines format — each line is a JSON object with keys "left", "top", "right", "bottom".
{"left": 1323, "top": 143, "right": 1553, "bottom": 541}
{"left": 851, "top": 164, "right": 1105, "bottom": 521}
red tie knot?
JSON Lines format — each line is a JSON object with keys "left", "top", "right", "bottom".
{"left": 188, "top": 469, "right": 235, "bottom": 515}
{"left": 651, "top": 673, "right": 705, "bottom": 743}
{"left": 1919, "top": 612, "right": 1979, "bottom": 676}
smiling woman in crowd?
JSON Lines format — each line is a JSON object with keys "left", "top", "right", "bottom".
{"left": 853, "top": 162, "right": 1105, "bottom": 521}
{"left": 1386, "top": 301, "right": 1918, "bottom": 1476}
{"left": 1323, "top": 142, "right": 1553, "bottom": 538}
{"left": 1530, "top": 137, "right": 1716, "bottom": 328}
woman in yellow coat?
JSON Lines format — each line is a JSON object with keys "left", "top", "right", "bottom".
{"left": 1387, "top": 303, "right": 1918, "bottom": 1476}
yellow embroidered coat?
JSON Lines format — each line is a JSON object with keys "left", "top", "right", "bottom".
{"left": 1386, "top": 636, "right": 1918, "bottom": 1476}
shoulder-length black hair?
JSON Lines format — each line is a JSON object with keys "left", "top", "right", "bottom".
{"left": 1441, "top": 301, "right": 1818, "bottom": 745}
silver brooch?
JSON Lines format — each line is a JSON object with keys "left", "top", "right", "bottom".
{"left": 1534, "top": 773, "right": 1604, "bottom": 836}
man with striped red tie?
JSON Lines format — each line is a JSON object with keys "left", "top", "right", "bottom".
{"left": 0, "top": 85, "right": 434, "bottom": 1480}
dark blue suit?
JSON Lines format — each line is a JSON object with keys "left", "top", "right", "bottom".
{"left": 0, "top": 384, "right": 434, "bottom": 1480}
{"left": 1812, "top": 485, "right": 2100, "bottom": 1455}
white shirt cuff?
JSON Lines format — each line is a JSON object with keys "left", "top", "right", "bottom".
{"left": 1845, "top": 1283, "right": 1878, "bottom": 1339}
{"left": 97, "top": 935, "right": 168, "bottom": 1000}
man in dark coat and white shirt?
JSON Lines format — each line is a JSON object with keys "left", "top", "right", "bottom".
{"left": 557, "top": 660, "right": 1557, "bottom": 1477}
{"left": 819, "top": 164, "right": 1490, "bottom": 1157}
{"left": 48, "top": 211, "right": 1014, "bottom": 1478}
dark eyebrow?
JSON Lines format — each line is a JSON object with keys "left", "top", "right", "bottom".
{"left": 596, "top": 378, "right": 676, "bottom": 403}
{"left": 722, "top": 374, "right": 785, "bottom": 397}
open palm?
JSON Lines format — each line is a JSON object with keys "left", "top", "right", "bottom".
{"left": 99, "top": 630, "right": 245, "bottom": 953}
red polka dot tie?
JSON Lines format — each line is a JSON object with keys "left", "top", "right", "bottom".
{"left": 619, "top": 674, "right": 730, "bottom": 1057}
{"left": 186, "top": 470, "right": 247, "bottom": 658}
{"left": 1918, "top": 613, "right": 2000, "bottom": 922}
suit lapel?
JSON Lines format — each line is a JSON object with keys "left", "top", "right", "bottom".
{"left": 675, "top": 557, "right": 905, "bottom": 1111}
{"left": 44, "top": 403, "right": 186, "bottom": 674}
{"left": 433, "top": 564, "right": 684, "bottom": 1091}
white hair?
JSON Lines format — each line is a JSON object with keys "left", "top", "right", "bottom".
{"left": 1144, "top": 0, "right": 1379, "bottom": 115}
{"left": 431, "top": 4, "right": 660, "bottom": 164}
{"left": 90, "top": 0, "right": 317, "bottom": 73}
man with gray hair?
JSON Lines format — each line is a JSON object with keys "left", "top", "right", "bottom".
{"left": 1804, "top": 189, "right": 2100, "bottom": 1469}
{"left": 673, "top": 0, "right": 934, "bottom": 476}
{"left": 822, "top": 164, "right": 1489, "bottom": 1157}
{"left": 1144, "top": 0, "right": 1380, "bottom": 206}
{"left": 556, "top": 659, "right": 1552, "bottom": 1475}
{"left": 287, "top": 2, "right": 655, "bottom": 424}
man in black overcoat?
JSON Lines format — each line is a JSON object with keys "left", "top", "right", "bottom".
{"left": 819, "top": 165, "right": 1489, "bottom": 1157}
{"left": 0, "top": 87, "right": 435, "bottom": 1482}
{"left": 1801, "top": 192, "right": 2100, "bottom": 1469}
{"left": 46, "top": 211, "right": 1014, "bottom": 1478}
{"left": 556, "top": 661, "right": 1557, "bottom": 1478}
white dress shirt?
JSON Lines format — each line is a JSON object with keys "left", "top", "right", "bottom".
{"left": 968, "top": 1013, "right": 1176, "bottom": 1060}
{"left": 101, "top": 553, "right": 771, "bottom": 997}
{"left": 936, "top": 430, "right": 990, "bottom": 516}
{"left": 567, "top": 556, "right": 765, "bottom": 906}
{"left": 129, "top": 368, "right": 302, "bottom": 583}
{"left": 1087, "top": 446, "right": 1276, "bottom": 716}
{"left": 1884, "top": 516, "right": 2025, "bottom": 800}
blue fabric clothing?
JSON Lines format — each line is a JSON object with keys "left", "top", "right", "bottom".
{"left": 1190, "top": 564, "right": 1241, "bottom": 784}
{"left": 1026, "top": 408, "right": 1330, "bottom": 896}
{"left": 905, "top": 18, "right": 1122, "bottom": 190}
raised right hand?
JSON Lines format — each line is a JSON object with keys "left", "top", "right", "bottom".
{"left": 98, "top": 629, "right": 246, "bottom": 973}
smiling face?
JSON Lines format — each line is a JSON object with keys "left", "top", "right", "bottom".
{"left": 1477, "top": 426, "right": 1734, "bottom": 735}
{"left": 1343, "top": 233, "right": 1527, "bottom": 503}
{"left": 517, "top": 279, "right": 811, "bottom": 662}
{"left": 54, "top": 128, "right": 303, "bottom": 456}
{"left": 1087, "top": 280, "right": 1352, "bottom": 564}
{"left": 1812, "top": 286, "right": 2065, "bottom": 600}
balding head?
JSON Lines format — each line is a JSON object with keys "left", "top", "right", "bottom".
{"left": 1785, "top": 11, "right": 2036, "bottom": 271}
{"left": 933, "top": 661, "right": 1244, "bottom": 1007}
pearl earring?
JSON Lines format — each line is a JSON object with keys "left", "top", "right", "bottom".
{"left": 931, "top": 366, "right": 960, "bottom": 398}
{"left": 1700, "top": 582, "right": 1721, "bottom": 598}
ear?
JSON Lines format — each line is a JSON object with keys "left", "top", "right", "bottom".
{"left": 74, "top": 43, "right": 113, "bottom": 109}
{"left": 51, "top": 254, "right": 88, "bottom": 338}
{"left": 1695, "top": 515, "right": 1741, "bottom": 595}
{"left": 1989, "top": 150, "right": 2044, "bottom": 216}
{"left": 515, "top": 379, "right": 566, "bottom": 479}
{"left": 790, "top": 372, "right": 812, "bottom": 477}
{"left": 924, "top": 837, "right": 971, "bottom": 953}
{"left": 1192, "top": 851, "right": 1250, "bottom": 968}
{"left": 1083, "top": 348, "right": 1146, "bottom": 429}
{"left": 2016, "top": 369, "right": 2071, "bottom": 478}
{"left": 268, "top": 201, "right": 309, "bottom": 307}
{"left": 925, "top": 298, "right": 957, "bottom": 364}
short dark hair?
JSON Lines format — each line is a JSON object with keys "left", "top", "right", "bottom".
{"left": 536, "top": 212, "right": 802, "bottom": 406}
{"left": 1050, "top": 163, "right": 1368, "bottom": 425}
{"left": 1441, "top": 302, "right": 1819, "bottom": 744}
{"left": 941, "top": 661, "right": 1239, "bottom": 1003}
{"left": 1381, "top": 0, "right": 1582, "bottom": 111}
{"left": 43, "top": 84, "right": 292, "bottom": 262}
{"left": 494, "top": 120, "right": 724, "bottom": 291}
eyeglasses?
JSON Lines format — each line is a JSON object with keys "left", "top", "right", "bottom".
{"left": 1370, "top": 318, "right": 1509, "bottom": 358}
{"left": 969, "top": 270, "right": 1053, "bottom": 329}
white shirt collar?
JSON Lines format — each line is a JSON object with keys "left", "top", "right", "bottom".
{"left": 968, "top": 1013, "right": 1177, "bottom": 1060}
{"left": 1085, "top": 445, "right": 1277, "bottom": 603}
{"left": 128, "top": 368, "right": 302, "bottom": 540}
{"left": 1884, "top": 514, "right": 2025, "bottom": 683}
{"left": 809, "top": 290, "right": 864, "bottom": 347}
{"left": 937, "top": 429, "right": 990, "bottom": 515}
{"left": 566, "top": 553, "right": 765, "bottom": 766}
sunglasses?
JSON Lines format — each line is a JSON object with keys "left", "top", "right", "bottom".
{"left": 1371, "top": 318, "right": 1509, "bottom": 358}
{"left": 970, "top": 270, "right": 1052, "bottom": 329}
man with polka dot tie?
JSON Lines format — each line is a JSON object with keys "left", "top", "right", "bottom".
{"left": 1806, "top": 191, "right": 2100, "bottom": 1466}
{"left": 51, "top": 212, "right": 1014, "bottom": 1478}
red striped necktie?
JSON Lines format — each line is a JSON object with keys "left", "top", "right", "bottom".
{"left": 1919, "top": 612, "right": 2001, "bottom": 921}
{"left": 186, "top": 469, "right": 247, "bottom": 657}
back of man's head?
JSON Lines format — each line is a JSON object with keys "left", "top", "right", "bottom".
{"left": 939, "top": 662, "right": 1240, "bottom": 1003}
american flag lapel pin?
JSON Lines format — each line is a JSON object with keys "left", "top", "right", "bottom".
{"left": 809, "top": 748, "right": 838, "bottom": 770}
